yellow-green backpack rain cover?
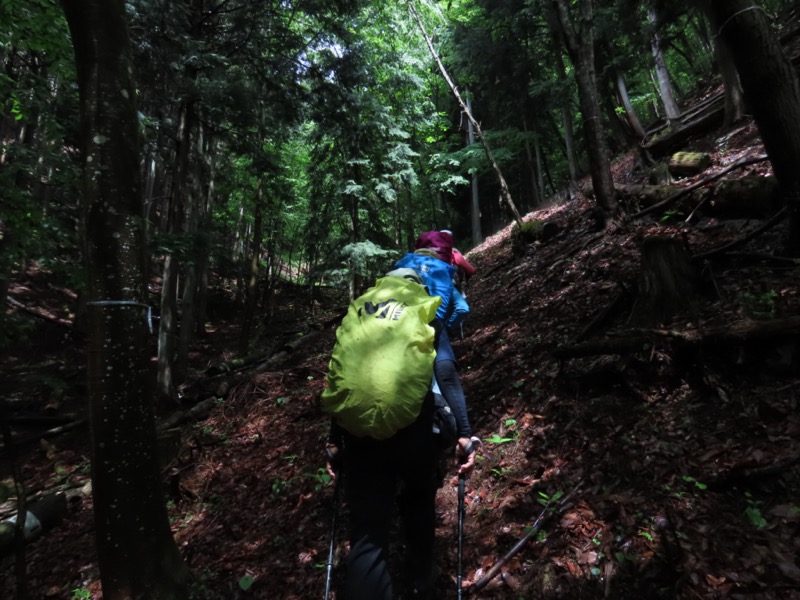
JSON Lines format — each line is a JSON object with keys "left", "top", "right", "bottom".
{"left": 321, "top": 276, "right": 441, "bottom": 440}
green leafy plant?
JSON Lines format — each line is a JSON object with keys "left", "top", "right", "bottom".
{"left": 614, "top": 551, "right": 635, "bottom": 564}
{"left": 71, "top": 588, "right": 91, "bottom": 600}
{"left": 239, "top": 575, "right": 255, "bottom": 591}
{"left": 744, "top": 492, "right": 767, "bottom": 529}
{"left": 660, "top": 208, "right": 684, "bottom": 222}
{"left": 491, "top": 466, "right": 511, "bottom": 478}
{"left": 271, "top": 478, "right": 288, "bottom": 496}
{"left": 682, "top": 475, "right": 708, "bottom": 491}
{"left": 275, "top": 396, "right": 289, "bottom": 405}
{"left": 741, "top": 290, "right": 778, "bottom": 320}
{"left": 666, "top": 476, "right": 707, "bottom": 498}
{"left": 537, "top": 490, "right": 564, "bottom": 507}
{"left": 304, "top": 468, "right": 332, "bottom": 491}
{"left": 663, "top": 482, "right": 684, "bottom": 498}
{"left": 484, "top": 433, "right": 513, "bottom": 445}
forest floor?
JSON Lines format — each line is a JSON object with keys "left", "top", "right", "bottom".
{"left": 3, "top": 96, "right": 800, "bottom": 600}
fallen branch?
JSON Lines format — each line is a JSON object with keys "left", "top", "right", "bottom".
{"left": 0, "top": 419, "right": 88, "bottom": 455}
{"left": 709, "top": 452, "right": 800, "bottom": 490}
{"left": 630, "top": 154, "right": 769, "bottom": 220}
{"left": 553, "top": 316, "right": 800, "bottom": 359}
{"left": 467, "top": 482, "right": 582, "bottom": 595}
{"left": 178, "top": 330, "right": 323, "bottom": 402}
{"left": 6, "top": 296, "right": 73, "bottom": 329}
{"left": 708, "top": 252, "right": 800, "bottom": 266}
{"left": 693, "top": 206, "right": 789, "bottom": 260}
{"left": 573, "top": 285, "right": 630, "bottom": 343}
{"left": 159, "top": 396, "right": 220, "bottom": 431}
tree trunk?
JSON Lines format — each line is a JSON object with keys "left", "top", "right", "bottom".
{"left": 239, "top": 177, "right": 264, "bottom": 356}
{"left": 714, "top": 33, "right": 746, "bottom": 126}
{"left": 58, "top": 1, "right": 189, "bottom": 598}
{"left": 466, "top": 95, "right": 483, "bottom": 246}
{"left": 175, "top": 117, "right": 205, "bottom": 380}
{"left": 648, "top": 6, "right": 682, "bottom": 122}
{"left": 194, "top": 141, "right": 216, "bottom": 337}
{"left": 157, "top": 98, "right": 192, "bottom": 400}
{"left": 157, "top": 256, "right": 178, "bottom": 401}
{"left": 522, "top": 116, "right": 543, "bottom": 209}
{"left": 616, "top": 72, "right": 647, "bottom": 141}
{"left": 709, "top": 0, "right": 800, "bottom": 255}
{"left": 552, "top": 0, "right": 617, "bottom": 223}
{"left": 545, "top": 9, "right": 581, "bottom": 187}
{"left": 602, "top": 88, "right": 632, "bottom": 152}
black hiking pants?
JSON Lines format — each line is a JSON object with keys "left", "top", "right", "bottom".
{"left": 341, "top": 397, "right": 439, "bottom": 600}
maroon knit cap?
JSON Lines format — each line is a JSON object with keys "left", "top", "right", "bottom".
{"left": 414, "top": 230, "right": 453, "bottom": 264}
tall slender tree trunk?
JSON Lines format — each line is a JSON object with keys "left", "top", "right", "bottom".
{"left": 157, "top": 256, "right": 178, "bottom": 400}
{"left": 715, "top": 37, "right": 745, "bottom": 126}
{"left": 545, "top": 11, "right": 581, "bottom": 188}
{"left": 195, "top": 140, "right": 216, "bottom": 337}
{"left": 616, "top": 72, "right": 647, "bottom": 140}
{"left": 552, "top": 0, "right": 617, "bottom": 224}
{"left": 59, "top": 1, "right": 189, "bottom": 598}
{"left": 709, "top": 0, "right": 800, "bottom": 255}
{"left": 522, "top": 116, "right": 543, "bottom": 208}
{"left": 466, "top": 94, "right": 483, "bottom": 245}
{"left": 175, "top": 117, "right": 205, "bottom": 380}
{"left": 157, "top": 98, "right": 192, "bottom": 400}
{"left": 239, "top": 176, "right": 263, "bottom": 356}
{"left": 648, "top": 6, "right": 682, "bottom": 122}
{"left": 405, "top": 186, "right": 415, "bottom": 251}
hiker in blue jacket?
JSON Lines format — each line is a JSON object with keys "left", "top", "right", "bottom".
{"left": 325, "top": 232, "right": 477, "bottom": 600}
{"left": 395, "top": 232, "right": 473, "bottom": 451}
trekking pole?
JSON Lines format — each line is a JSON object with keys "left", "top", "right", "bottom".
{"left": 457, "top": 440, "right": 474, "bottom": 600}
{"left": 324, "top": 472, "right": 341, "bottom": 600}
{"left": 457, "top": 471, "right": 466, "bottom": 599}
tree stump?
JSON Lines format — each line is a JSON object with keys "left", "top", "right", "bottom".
{"left": 629, "top": 236, "right": 699, "bottom": 326}
{"left": 668, "top": 151, "right": 712, "bottom": 177}
{"left": 648, "top": 162, "right": 674, "bottom": 185}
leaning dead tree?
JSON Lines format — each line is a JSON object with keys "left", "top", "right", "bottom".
{"left": 409, "top": 1, "right": 523, "bottom": 227}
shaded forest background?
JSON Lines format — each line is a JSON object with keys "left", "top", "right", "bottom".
{"left": 2, "top": 0, "right": 800, "bottom": 599}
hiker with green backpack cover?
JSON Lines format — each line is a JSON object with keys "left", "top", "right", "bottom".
{"left": 321, "top": 231, "right": 478, "bottom": 600}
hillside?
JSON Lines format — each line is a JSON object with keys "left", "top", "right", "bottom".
{"left": 2, "top": 117, "right": 800, "bottom": 599}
